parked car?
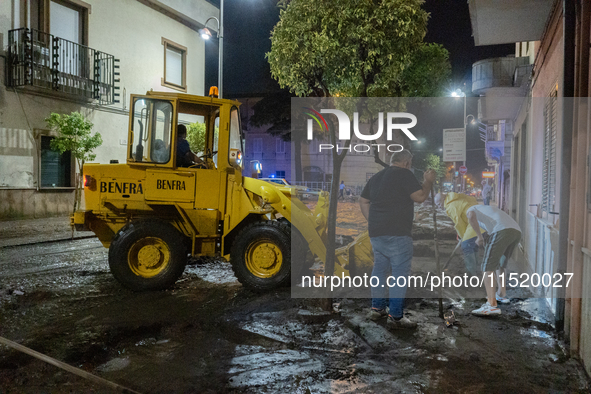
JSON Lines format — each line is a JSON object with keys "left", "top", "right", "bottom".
{"left": 260, "top": 178, "right": 313, "bottom": 199}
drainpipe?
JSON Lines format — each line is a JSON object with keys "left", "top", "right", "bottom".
{"left": 555, "top": 0, "right": 576, "bottom": 332}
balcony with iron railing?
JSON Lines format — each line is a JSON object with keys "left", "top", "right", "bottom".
{"left": 7, "top": 28, "right": 120, "bottom": 105}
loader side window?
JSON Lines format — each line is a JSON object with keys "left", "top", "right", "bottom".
{"left": 213, "top": 116, "right": 220, "bottom": 167}
{"left": 150, "top": 101, "right": 173, "bottom": 163}
{"left": 131, "top": 98, "right": 173, "bottom": 163}
{"left": 228, "top": 107, "right": 243, "bottom": 156}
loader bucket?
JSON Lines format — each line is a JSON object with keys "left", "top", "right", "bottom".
{"left": 335, "top": 231, "right": 374, "bottom": 277}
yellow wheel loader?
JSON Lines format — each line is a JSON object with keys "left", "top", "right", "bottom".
{"left": 72, "top": 90, "right": 346, "bottom": 292}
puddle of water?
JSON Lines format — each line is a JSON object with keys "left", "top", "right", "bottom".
{"left": 515, "top": 298, "right": 554, "bottom": 326}
{"left": 228, "top": 350, "right": 323, "bottom": 388}
{"left": 518, "top": 327, "right": 554, "bottom": 345}
{"left": 241, "top": 311, "right": 360, "bottom": 351}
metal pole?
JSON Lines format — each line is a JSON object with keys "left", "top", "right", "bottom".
{"left": 463, "top": 94, "right": 467, "bottom": 192}
{"left": 431, "top": 187, "right": 444, "bottom": 318}
{"left": 442, "top": 240, "right": 462, "bottom": 271}
{"left": 218, "top": 0, "right": 224, "bottom": 98}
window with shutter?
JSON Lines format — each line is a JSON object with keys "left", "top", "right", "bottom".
{"left": 40, "top": 135, "right": 72, "bottom": 188}
{"left": 161, "top": 38, "right": 187, "bottom": 92}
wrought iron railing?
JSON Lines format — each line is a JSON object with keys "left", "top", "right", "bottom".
{"left": 7, "top": 28, "right": 120, "bottom": 105}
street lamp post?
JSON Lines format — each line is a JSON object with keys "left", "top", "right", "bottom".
{"left": 199, "top": 1, "right": 224, "bottom": 98}
{"left": 452, "top": 88, "right": 468, "bottom": 192}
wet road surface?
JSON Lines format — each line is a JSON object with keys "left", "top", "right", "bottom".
{"left": 1, "top": 238, "right": 590, "bottom": 393}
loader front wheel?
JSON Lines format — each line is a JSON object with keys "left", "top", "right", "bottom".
{"left": 109, "top": 220, "right": 187, "bottom": 291}
{"left": 231, "top": 221, "right": 291, "bottom": 291}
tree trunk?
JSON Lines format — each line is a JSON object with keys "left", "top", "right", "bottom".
{"left": 74, "top": 161, "right": 84, "bottom": 215}
{"left": 431, "top": 186, "right": 444, "bottom": 318}
{"left": 71, "top": 161, "right": 84, "bottom": 238}
{"left": 323, "top": 152, "right": 346, "bottom": 279}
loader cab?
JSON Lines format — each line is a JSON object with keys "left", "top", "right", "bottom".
{"left": 127, "top": 92, "right": 244, "bottom": 172}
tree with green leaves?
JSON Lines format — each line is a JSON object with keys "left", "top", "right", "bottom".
{"left": 186, "top": 122, "right": 207, "bottom": 153}
{"left": 423, "top": 153, "right": 447, "bottom": 192}
{"left": 45, "top": 112, "right": 102, "bottom": 215}
{"left": 267, "top": 0, "right": 450, "bottom": 280}
{"left": 268, "top": 0, "right": 430, "bottom": 97}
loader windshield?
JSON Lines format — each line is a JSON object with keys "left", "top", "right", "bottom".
{"left": 130, "top": 99, "right": 173, "bottom": 164}
{"left": 177, "top": 101, "right": 221, "bottom": 169}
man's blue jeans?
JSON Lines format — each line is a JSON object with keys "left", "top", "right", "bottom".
{"left": 370, "top": 235, "right": 413, "bottom": 319}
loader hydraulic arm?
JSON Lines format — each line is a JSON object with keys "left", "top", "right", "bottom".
{"left": 241, "top": 177, "right": 328, "bottom": 264}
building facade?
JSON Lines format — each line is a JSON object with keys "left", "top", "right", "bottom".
{"left": 469, "top": 0, "right": 591, "bottom": 377}
{"left": 0, "top": 0, "right": 218, "bottom": 218}
{"left": 238, "top": 97, "right": 293, "bottom": 181}
{"left": 239, "top": 96, "right": 389, "bottom": 193}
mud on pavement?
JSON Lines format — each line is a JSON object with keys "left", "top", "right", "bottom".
{"left": 0, "top": 237, "right": 590, "bottom": 393}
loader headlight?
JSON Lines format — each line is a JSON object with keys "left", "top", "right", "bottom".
{"left": 84, "top": 175, "right": 97, "bottom": 191}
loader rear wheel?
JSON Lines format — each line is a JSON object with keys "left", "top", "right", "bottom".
{"left": 109, "top": 220, "right": 187, "bottom": 291}
{"left": 231, "top": 221, "right": 291, "bottom": 291}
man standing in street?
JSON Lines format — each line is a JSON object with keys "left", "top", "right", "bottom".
{"left": 339, "top": 181, "right": 345, "bottom": 200}
{"left": 359, "top": 150, "right": 436, "bottom": 329}
{"left": 467, "top": 204, "right": 521, "bottom": 316}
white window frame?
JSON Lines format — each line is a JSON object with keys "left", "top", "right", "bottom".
{"left": 161, "top": 37, "right": 187, "bottom": 92}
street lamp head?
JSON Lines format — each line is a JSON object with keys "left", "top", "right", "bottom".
{"left": 200, "top": 13, "right": 222, "bottom": 98}
{"left": 451, "top": 88, "right": 465, "bottom": 98}
{"left": 199, "top": 28, "right": 212, "bottom": 40}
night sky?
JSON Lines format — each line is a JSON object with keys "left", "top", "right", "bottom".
{"left": 203, "top": 0, "right": 515, "bottom": 179}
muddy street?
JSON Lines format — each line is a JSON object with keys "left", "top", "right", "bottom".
{"left": 0, "top": 235, "right": 589, "bottom": 393}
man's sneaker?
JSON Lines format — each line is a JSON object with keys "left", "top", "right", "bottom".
{"left": 495, "top": 294, "right": 511, "bottom": 304}
{"left": 471, "top": 302, "right": 501, "bottom": 316}
{"left": 386, "top": 315, "right": 418, "bottom": 330}
{"left": 367, "top": 307, "right": 388, "bottom": 321}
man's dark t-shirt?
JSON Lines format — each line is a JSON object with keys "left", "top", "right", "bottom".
{"left": 176, "top": 139, "right": 192, "bottom": 167}
{"left": 361, "top": 166, "right": 422, "bottom": 237}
